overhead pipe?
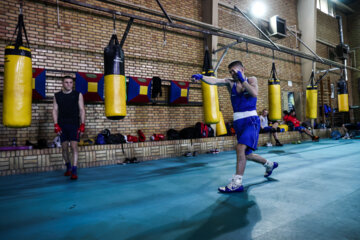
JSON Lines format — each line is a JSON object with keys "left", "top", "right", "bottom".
{"left": 155, "top": 0, "right": 173, "bottom": 23}
{"left": 233, "top": 5, "right": 280, "bottom": 51}
{"left": 50, "top": 0, "right": 359, "bottom": 72}
{"left": 336, "top": 15, "right": 348, "bottom": 81}
{"left": 287, "top": 26, "right": 324, "bottom": 63}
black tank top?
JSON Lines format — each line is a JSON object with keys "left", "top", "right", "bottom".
{"left": 55, "top": 91, "right": 80, "bottom": 126}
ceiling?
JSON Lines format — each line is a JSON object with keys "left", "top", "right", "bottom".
{"left": 338, "top": 0, "right": 358, "bottom": 4}
{"left": 332, "top": 0, "right": 360, "bottom": 14}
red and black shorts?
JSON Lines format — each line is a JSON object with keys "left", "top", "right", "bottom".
{"left": 59, "top": 123, "right": 80, "bottom": 143}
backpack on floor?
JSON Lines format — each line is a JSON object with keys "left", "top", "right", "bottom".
{"left": 207, "top": 124, "right": 214, "bottom": 137}
{"left": 349, "top": 130, "right": 360, "bottom": 138}
{"left": 331, "top": 130, "right": 341, "bottom": 140}
{"left": 194, "top": 122, "right": 209, "bottom": 138}
{"left": 180, "top": 127, "right": 196, "bottom": 139}
{"left": 96, "top": 134, "right": 106, "bottom": 144}
{"left": 167, "top": 129, "right": 180, "bottom": 140}
{"left": 225, "top": 122, "right": 236, "bottom": 136}
{"left": 106, "top": 134, "right": 126, "bottom": 144}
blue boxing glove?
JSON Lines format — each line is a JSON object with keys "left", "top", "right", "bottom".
{"left": 191, "top": 74, "right": 203, "bottom": 81}
{"left": 236, "top": 71, "right": 247, "bottom": 83}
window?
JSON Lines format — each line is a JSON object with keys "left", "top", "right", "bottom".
{"left": 282, "top": 91, "right": 295, "bottom": 112}
{"left": 288, "top": 92, "right": 295, "bottom": 111}
{"left": 317, "top": 0, "right": 335, "bottom": 17}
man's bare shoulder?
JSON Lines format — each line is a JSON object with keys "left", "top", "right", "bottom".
{"left": 248, "top": 76, "right": 257, "bottom": 82}
{"left": 248, "top": 76, "right": 258, "bottom": 85}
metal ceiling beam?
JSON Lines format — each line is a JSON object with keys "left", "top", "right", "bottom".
{"left": 316, "top": 67, "right": 339, "bottom": 74}
{"left": 155, "top": 0, "right": 173, "bottom": 23}
{"left": 98, "top": 0, "right": 223, "bottom": 30}
{"left": 60, "top": 0, "right": 243, "bottom": 41}
{"left": 119, "top": 17, "right": 134, "bottom": 48}
{"left": 57, "top": 0, "right": 359, "bottom": 72}
{"left": 213, "top": 40, "right": 241, "bottom": 54}
{"left": 214, "top": 47, "right": 229, "bottom": 72}
{"left": 233, "top": 5, "right": 280, "bottom": 51}
{"left": 287, "top": 26, "right": 324, "bottom": 63}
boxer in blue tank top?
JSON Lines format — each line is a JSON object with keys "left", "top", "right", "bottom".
{"left": 192, "top": 61, "right": 278, "bottom": 193}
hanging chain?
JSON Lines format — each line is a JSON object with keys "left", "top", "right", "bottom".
{"left": 113, "top": 14, "right": 116, "bottom": 34}
{"left": 246, "top": 42, "right": 248, "bottom": 56}
{"left": 19, "top": 0, "right": 23, "bottom": 14}
{"left": 311, "top": 61, "right": 316, "bottom": 86}
{"left": 163, "top": 25, "right": 167, "bottom": 46}
{"left": 56, "top": 0, "right": 60, "bottom": 28}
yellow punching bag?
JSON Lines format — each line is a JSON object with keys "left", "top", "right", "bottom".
{"left": 3, "top": 13, "right": 32, "bottom": 127}
{"left": 306, "top": 85, "right": 318, "bottom": 119}
{"left": 202, "top": 80, "right": 220, "bottom": 124}
{"left": 104, "top": 34, "right": 126, "bottom": 119}
{"left": 201, "top": 48, "right": 220, "bottom": 124}
{"left": 268, "top": 63, "right": 281, "bottom": 120}
{"left": 216, "top": 111, "right": 227, "bottom": 136}
{"left": 337, "top": 79, "right": 349, "bottom": 112}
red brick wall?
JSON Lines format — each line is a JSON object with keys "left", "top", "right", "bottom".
{"left": 316, "top": 9, "right": 353, "bottom": 114}
{"left": 0, "top": 0, "right": 205, "bottom": 146}
{"left": 0, "top": 0, "right": 356, "bottom": 147}
{"left": 347, "top": 4, "right": 360, "bottom": 108}
{"left": 217, "top": 0, "right": 301, "bottom": 121}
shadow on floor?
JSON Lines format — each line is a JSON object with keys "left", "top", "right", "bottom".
{"left": 126, "top": 179, "right": 277, "bottom": 240}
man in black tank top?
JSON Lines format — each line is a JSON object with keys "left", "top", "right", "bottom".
{"left": 52, "top": 76, "right": 86, "bottom": 180}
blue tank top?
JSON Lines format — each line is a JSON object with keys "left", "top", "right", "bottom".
{"left": 231, "top": 82, "right": 257, "bottom": 112}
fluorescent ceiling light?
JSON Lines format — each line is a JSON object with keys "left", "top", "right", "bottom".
{"left": 251, "top": 1, "right": 266, "bottom": 18}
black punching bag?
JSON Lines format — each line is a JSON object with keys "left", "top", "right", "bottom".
{"left": 104, "top": 34, "right": 126, "bottom": 119}
{"left": 337, "top": 78, "right": 349, "bottom": 112}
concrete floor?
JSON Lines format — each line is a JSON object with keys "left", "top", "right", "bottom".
{"left": 0, "top": 138, "right": 360, "bottom": 240}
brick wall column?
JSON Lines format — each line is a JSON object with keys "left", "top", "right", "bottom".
{"left": 297, "top": 0, "right": 317, "bottom": 121}
{"left": 348, "top": 4, "right": 360, "bottom": 110}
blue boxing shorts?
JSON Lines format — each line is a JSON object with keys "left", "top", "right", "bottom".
{"left": 59, "top": 123, "right": 80, "bottom": 143}
{"left": 295, "top": 126, "right": 306, "bottom": 132}
{"left": 233, "top": 116, "right": 260, "bottom": 155}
